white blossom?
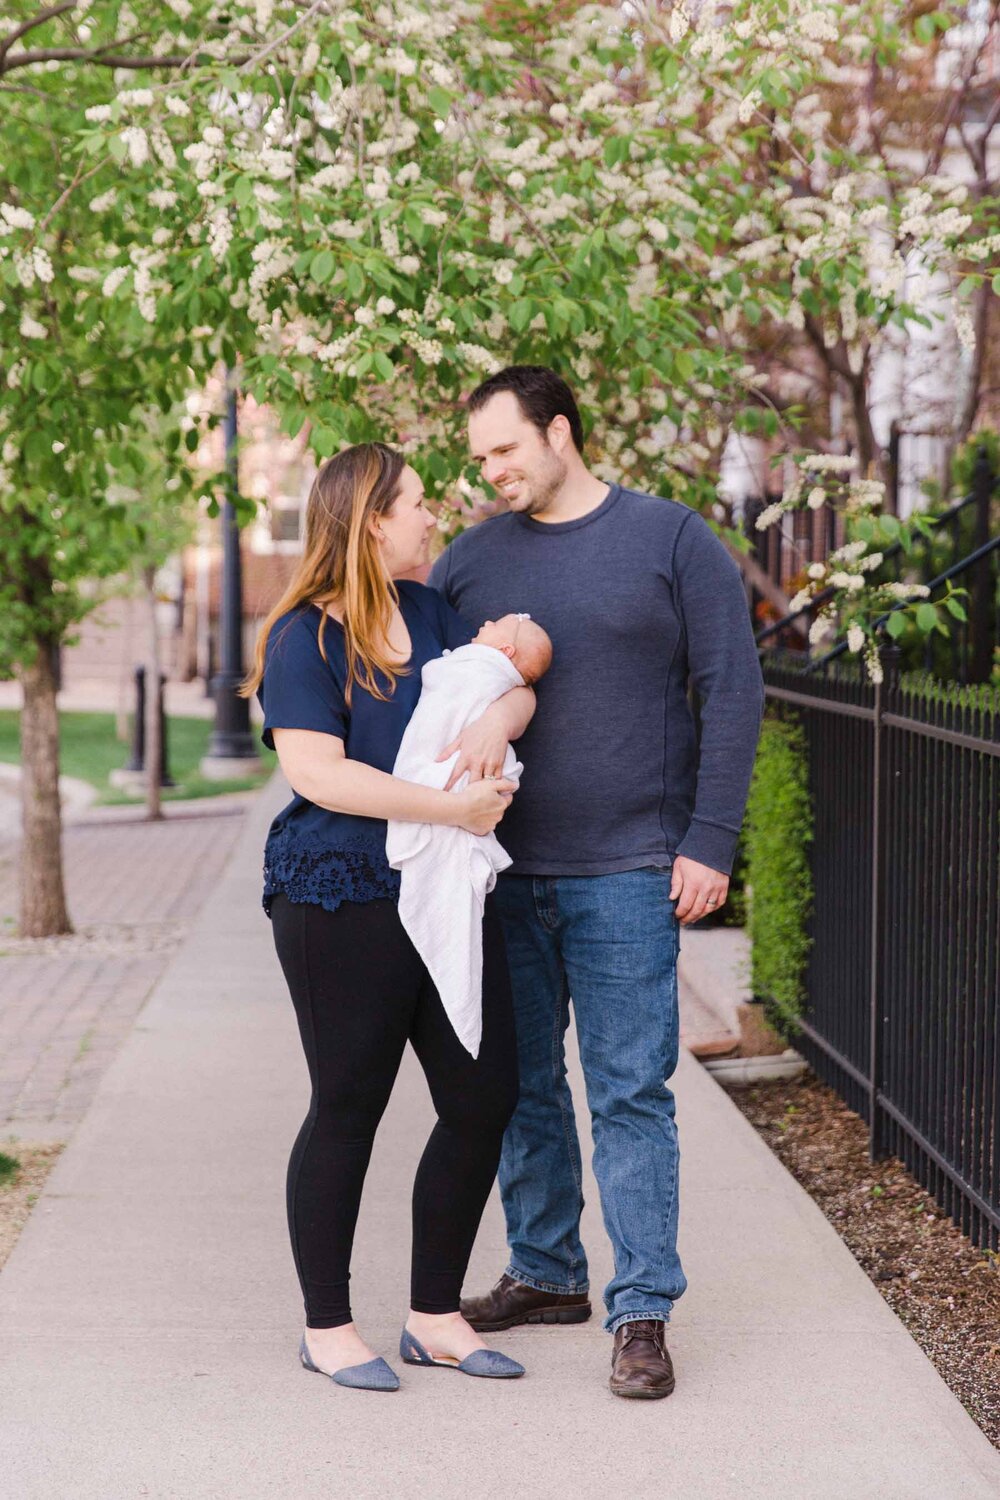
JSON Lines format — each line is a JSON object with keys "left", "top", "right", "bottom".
{"left": 207, "top": 210, "right": 232, "bottom": 262}
{"left": 13, "top": 250, "right": 35, "bottom": 288}
{"left": 312, "top": 163, "right": 355, "bottom": 191}
{"left": 669, "top": 5, "right": 689, "bottom": 43}
{"left": 884, "top": 582, "right": 930, "bottom": 601}
{"left": 20, "top": 313, "right": 47, "bottom": 339}
{"left": 755, "top": 502, "right": 785, "bottom": 531}
{"left": 802, "top": 453, "right": 855, "bottom": 475}
{"left": 809, "top": 613, "right": 836, "bottom": 646}
{"left": 1, "top": 203, "right": 35, "bottom": 231}
{"left": 120, "top": 126, "right": 150, "bottom": 168}
{"left": 806, "top": 486, "right": 826, "bottom": 510}
{"left": 457, "top": 342, "right": 502, "bottom": 374}
{"left": 102, "top": 266, "right": 130, "bottom": 296}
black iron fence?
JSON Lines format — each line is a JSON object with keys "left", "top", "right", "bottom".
{"left": 761, "top": 651, "right": 1000, "bottom": 1250}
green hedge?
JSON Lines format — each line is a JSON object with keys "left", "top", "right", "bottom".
{"left": 744, "top": 709, "right": 813, "bottom": 1033}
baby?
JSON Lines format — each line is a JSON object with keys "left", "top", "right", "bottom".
{"left": 385, "top": 612, "right": 552, "bottom": 1057}
{"left": 471, "top": 613, "right": 553, "bottom": 686}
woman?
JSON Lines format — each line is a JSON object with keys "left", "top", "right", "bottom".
{"left": 242, "top": 443, "right": 533, "bottom": 1392}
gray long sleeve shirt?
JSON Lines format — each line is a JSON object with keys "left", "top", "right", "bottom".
{"left": 428, "top": 483, "right": 764, "bottom": 877}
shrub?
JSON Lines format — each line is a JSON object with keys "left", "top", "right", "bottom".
{"left": 744, "top": 710, "right": 814, "bottom": 1034}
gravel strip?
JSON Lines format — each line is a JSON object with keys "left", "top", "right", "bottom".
{"left": 728, "top": 1072, "right": 1000, "bottom": 1450}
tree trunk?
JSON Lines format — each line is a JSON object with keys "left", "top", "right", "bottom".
{"left": 848, "top": 369, "right": 881, "bottom": 480}
{"left": 144, "top": 567, "right": 163, "bottom": 822}
{"left": 17, "top": 643, "right": 72, "bottom": 937}
{"left": 956, "top": 280, "right": 990, "bottom": 444}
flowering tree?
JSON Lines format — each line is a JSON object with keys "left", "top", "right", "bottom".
{"left": 2, "top": 0, "right": 997, "bottom": 932}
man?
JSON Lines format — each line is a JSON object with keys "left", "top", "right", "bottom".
{"left": 428, "top": 366, "right": 764, "bottom": 1399}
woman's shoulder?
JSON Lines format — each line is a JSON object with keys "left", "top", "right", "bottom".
{"left": 265, "top": 605, "right": 338, "bottom": 666}
{"left": 396, "top": 577, "right": 440, "bottom": 607}
{"left": 396, "top": 577, "right": 449, "bottom": 622}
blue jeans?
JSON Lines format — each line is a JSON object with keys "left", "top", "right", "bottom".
{"left": 492, "top": 870, "right": 687, "bottom": 1333}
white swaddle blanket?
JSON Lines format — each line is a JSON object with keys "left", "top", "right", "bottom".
{"left": 386, "top": 643, "right": 524, "bottom": 1057}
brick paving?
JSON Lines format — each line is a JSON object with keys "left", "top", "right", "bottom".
{"left": 0, "top": 796, "right": 256, "bottom": 1141}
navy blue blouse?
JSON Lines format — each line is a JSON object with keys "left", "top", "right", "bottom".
{"left": 259, "top": 580, "right": 473, "bottom": 915}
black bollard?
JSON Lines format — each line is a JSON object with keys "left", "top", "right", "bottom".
{"left": 124, "top": 666, "right": 174, "bottom": 786}
{"left": 124, "top": 666, "right": 146, "bottom": 773}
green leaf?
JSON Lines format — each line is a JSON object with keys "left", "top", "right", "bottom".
{"left": 311, "top": 248, "right": 336, "bottom": 284}
{"left": 674, "top": 350, "right": 694, "bottom": 380}
{"left": 944, "top": 596, "right": 967, "bottom": 621}
{"left": 311, "top": 426, "right": 338, "bottom": 458}
{"left": 428, "top": 86, "right": 452, "bottom": 119}
{"left": 509, "top": 299, "right": 534, "bottom": 334}
{"left": 372, "top": 351, "right": 395, "bottom": 382}
{"left": 345, "top": 261, "right": 365, "bottom": 300}
{"left": 915, "top": 602, "right": 938, "bottom": 633}
{"left": 886, "top": 611, "right": 907, "bottom": 639}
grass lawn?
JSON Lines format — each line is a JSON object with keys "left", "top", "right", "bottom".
{"left": 0, "top": 710, "right": 275, "bottom": 804}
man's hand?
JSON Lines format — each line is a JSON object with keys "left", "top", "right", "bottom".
{"left": 437, "top": 703, "right": 510, "bottom": 791}
{"left": 669, "top": 855, "right": 729, "bottom": 926}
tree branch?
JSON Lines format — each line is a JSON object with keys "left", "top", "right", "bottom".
{"left": 1, "top": 48, "right": 189, "bottom": 74}
{"left": 0, "top": 1, "right": 77, "bottom": 66}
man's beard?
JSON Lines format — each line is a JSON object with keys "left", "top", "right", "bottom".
{"left": 513, "top": 455, "right": 566, "bottom": 516}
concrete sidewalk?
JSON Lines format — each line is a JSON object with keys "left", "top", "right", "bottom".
{"left": 1, "top": 778, "right": 998, "bottom": 1499}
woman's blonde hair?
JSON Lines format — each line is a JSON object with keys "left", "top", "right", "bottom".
{"left": 242, "top": 441, "right": 408, "bottom": 705}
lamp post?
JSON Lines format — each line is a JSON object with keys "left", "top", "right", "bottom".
{"left": 200, "top": 372, "right": 262, "bottom": 779}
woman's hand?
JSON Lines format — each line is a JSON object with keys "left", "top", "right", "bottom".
{"left": 437, "top": 687, "right": 535, "bottom": 790}
{"left": 438, "top": 702, "right": 512, "bottom": 791}
{"left": 451, "top": 777, "right": 517, "bottom": 835}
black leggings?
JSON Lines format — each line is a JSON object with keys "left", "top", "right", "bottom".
{"left": 270, "top": 893, "right": 519, "bottom": 1328}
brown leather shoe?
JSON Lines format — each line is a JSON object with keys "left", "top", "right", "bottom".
{"left": 609, "top": 1320, "right": 675, "bottom": 1399}
{"left": 460, "top": 1273, "right": 592, "bottom": 1332}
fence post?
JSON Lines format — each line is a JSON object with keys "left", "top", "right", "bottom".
{"left": 869, "top": 639, "right": 899, "bottom": 1161}
{"left": 969, "top": 444, "right": 994, "bottom": 684}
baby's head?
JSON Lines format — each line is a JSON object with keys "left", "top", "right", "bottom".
{"left": 474, "top": 613, "right": 553, "bottom": 686}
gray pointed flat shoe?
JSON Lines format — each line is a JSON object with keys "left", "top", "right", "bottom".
{"left": 299, "top": 1335, "right": 400, "bottom": 1392}
{"left": 399, "top": 1327, "right": 524, "bottom": 1379}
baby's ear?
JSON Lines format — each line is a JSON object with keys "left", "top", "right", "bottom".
{"left": 501, "top": 644, "right": 516, "bottom": 659}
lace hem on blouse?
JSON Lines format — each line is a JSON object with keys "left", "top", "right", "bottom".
{"left": 262, "top": 830, "right": 400, "bottom": 915}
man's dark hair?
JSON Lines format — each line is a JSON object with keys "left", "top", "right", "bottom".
{"left": 467, "top": 366, "right": 585, "bottom": 453}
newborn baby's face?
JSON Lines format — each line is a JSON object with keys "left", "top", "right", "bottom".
{"left": 474, "top": 615, "right": 525, "bottom": 651}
